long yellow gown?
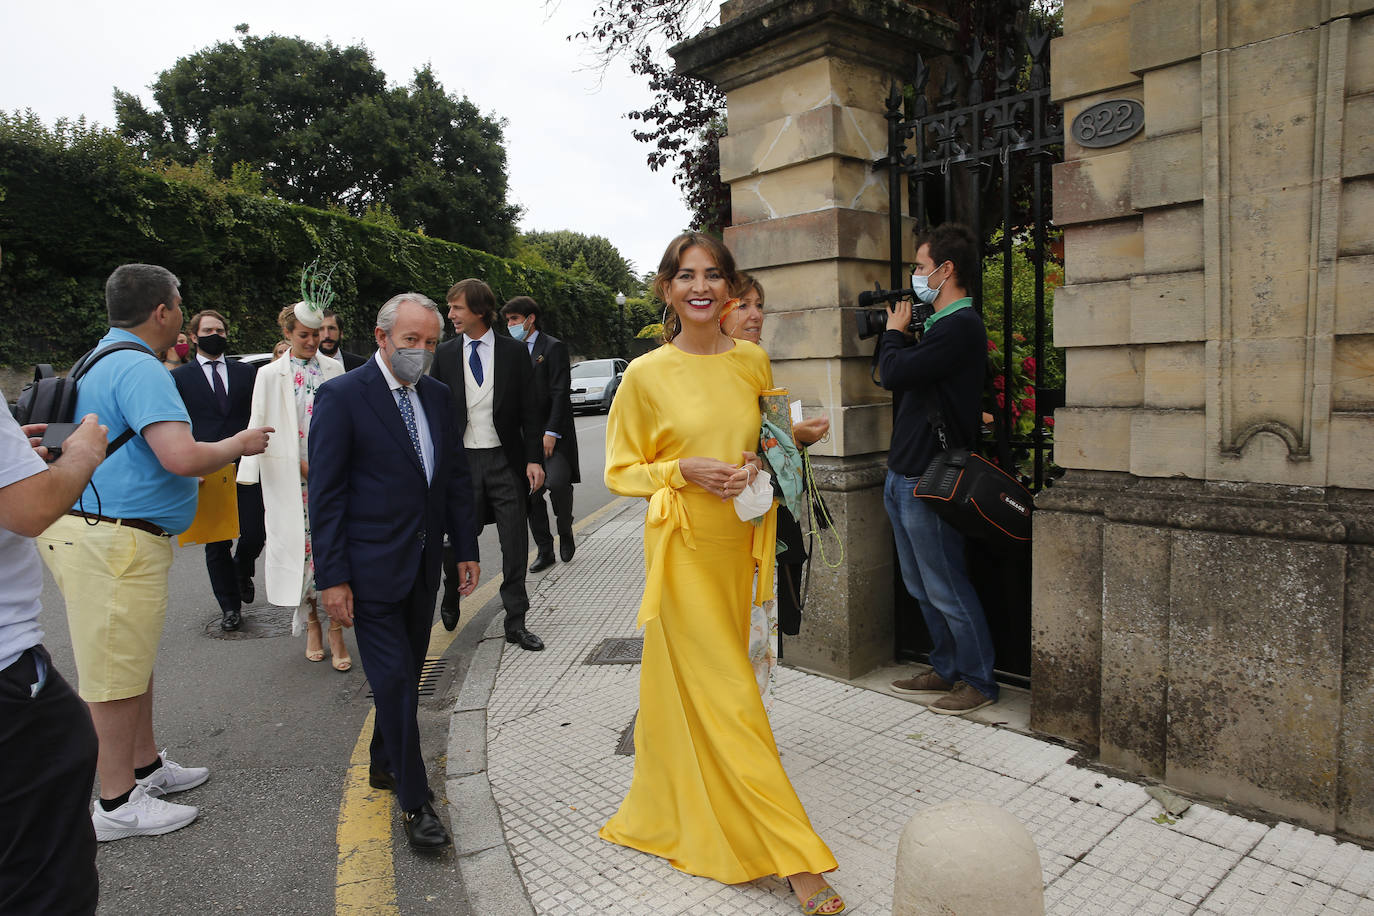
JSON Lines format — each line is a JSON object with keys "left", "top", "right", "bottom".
{"left": 599, "top": 339, "right": 838, "bottom": 884}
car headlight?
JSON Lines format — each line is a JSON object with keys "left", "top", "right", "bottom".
{"left": 584, "top": 384, "right": 606, "bottom": 395}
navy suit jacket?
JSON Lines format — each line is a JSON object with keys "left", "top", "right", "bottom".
{"left": 306, "top": 358, "right": 479, "bottom": 604}
{"left": 171, "top": 358, "right": 257, "bottom": 441}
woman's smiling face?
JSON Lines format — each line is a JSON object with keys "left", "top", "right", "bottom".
{"left": 666, "top": 245, "right": 729, "bottom": 329}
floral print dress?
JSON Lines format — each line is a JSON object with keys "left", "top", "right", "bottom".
{"left": 292, "top": 355, "right": 323, "bottom": 625}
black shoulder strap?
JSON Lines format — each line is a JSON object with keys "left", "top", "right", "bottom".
{"left": 70, "top": 341, "right": 157, "bottom": 457}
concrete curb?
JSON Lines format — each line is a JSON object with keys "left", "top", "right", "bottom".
{"left": 444, "top": 496, "right": 634, "bottom": 916}
{"left": 444, "top": 603, "right": 535, "bottom": 916}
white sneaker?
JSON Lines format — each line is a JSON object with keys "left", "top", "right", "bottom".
{"left": 136, "top": 750, "right": 209, "bottom": 795}
{"left": 91, "top": 785, "right": 198, "bottom": 841}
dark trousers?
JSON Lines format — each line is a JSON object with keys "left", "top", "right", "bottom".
{"left": 0, "top": 645, "right": 99, "bottom": 915}
{"left": 527, "top": 475, "right": 573, "bottom": 560}
{"left": 446, "top": 447, "right": 529, "bottom": 635}
{"left": 354, "top": 579, "right": 435, "bottom": 812}
{"left": 205, "top": 483, "right": 266, "bottom": 614}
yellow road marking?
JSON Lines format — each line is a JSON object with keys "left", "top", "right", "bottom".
{"left": 334, "top": 496, "right": 630, "bottom": 912}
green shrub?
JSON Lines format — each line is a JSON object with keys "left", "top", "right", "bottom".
{"left": 0, "top": 113, "right": 615, "bottom": 367}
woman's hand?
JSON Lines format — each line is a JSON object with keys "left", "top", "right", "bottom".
{"left": 680, "top": 456, "right": 754, "bottom": 500}
{"left": 299, "top": 459, "right": 309, "bottom": 480}
{"left": 793, "top": 416, "right": 830, "bottom": 446}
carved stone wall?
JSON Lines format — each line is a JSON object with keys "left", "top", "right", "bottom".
{"left": 1042, "top": 0, "right": 1374, "bottom": 839}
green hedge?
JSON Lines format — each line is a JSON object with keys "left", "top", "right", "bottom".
{"left": 0, "top": 121, "right": 616, "bottom": 368}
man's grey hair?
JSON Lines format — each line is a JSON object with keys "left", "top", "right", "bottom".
{"left": 376, "top": 292, "right": 443, "bottom": 338}
{"left": 107, "top": 264, "right": 180, "bottom": 328}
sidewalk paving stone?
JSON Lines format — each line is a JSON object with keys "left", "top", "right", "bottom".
{"left": 458, "top": 498, "right": 1374, "bottom": 915}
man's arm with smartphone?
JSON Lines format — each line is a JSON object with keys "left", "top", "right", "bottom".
{"left": 0, "top": 414, "right": 108, "bottom": 537}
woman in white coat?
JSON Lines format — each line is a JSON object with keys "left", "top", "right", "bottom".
{"left": 239, "top": 303, "right": 349, "bottom": 669}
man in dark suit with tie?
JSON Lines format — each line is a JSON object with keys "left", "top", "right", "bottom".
{"left": 308, "top": 292, "right": 479, "bottom": 851}
{"left": 171, "top": 309, "right": 266, "bottom": 631}
{"left": 431, "top": 278, "right": 546, "bottom": 651}
{"left": 501, "top": 297, "right": 580, "bottom": 573}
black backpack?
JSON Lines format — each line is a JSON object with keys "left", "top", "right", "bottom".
{"left": 13, "top": 342, "right": 151, "bottom": 455}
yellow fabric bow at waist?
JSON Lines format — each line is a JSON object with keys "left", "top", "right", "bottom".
{"left": 637, "top": 474, "right": 695, "bottom": 629}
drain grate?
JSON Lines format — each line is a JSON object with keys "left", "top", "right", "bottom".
{"left": 585, "top": 637, "right": 643, "bottom": 665}
{"left": 365, "top": 656, "right": 447, "bottom": 698}
{"left": 615, "top": 712, "right": 637, "bottom": 756}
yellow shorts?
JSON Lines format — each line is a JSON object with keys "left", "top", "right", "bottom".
{"left": 37, "top": 515, "right": 174, "bottom": 703}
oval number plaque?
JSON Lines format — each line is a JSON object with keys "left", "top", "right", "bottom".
{"left": 1072, "top": 99, "right": 1145, "bottom": 148}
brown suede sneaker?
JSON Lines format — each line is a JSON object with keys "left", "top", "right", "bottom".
{"left": 890, "top": 671, "right": 954, "bottom": 694}
{"left": 927, "top": 681, "right": 995, "bottom": 716}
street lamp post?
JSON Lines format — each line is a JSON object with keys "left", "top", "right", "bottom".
{"left": 616, "top": 291, "right": 626, "bottom": 358}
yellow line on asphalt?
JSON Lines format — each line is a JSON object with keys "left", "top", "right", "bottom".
{"left": 334, "top": 496, "right": 631, "bottom": 912}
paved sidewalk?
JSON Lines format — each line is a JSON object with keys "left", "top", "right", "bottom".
{"left": 447, "top": 498, "right": 1374, "bottom": 915}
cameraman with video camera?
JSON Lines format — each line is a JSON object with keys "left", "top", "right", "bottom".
{"left": 876, "top": 222, "right": 998, "bottom": 716}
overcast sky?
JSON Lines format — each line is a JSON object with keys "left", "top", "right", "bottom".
{"left": 0, "top": 0, "right": 699, "bottom": 285}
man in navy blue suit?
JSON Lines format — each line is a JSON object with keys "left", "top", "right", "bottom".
{"left": 171, "top": 309, "right": 266, "bottom": 631}
{"left": 307, "top": 293, "right": 479, "bottom": 851}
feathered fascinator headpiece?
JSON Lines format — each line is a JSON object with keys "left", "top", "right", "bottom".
{"left": 292, "top": 259, "right": 338, "bottom": 330}
{"left": 717, "top": 297, "right": 742, "bottom": 325}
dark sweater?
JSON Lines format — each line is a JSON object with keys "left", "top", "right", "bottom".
{"left": 876, "top": 307, "right": 987, "bottom": 476}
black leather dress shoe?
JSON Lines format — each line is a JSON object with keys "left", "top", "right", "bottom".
{"left": 238, "top": 576, "right": 255, "bottom": 604}
{"left": 506, "top": 628, "right": 545, "bottom": 651}
{"left": 402, "top": 801, "right": 451, "bottom": 850}
{"left": 559, "top": 535, "right": 575, "bottom": 563}
{"left": 220, "top": 609, "right": 242, "bottom": 632}
{"left": 528, "top": 554, "right": 556, "bottom": 574}
{"left": 369, "top": 765, "right": 396, "bottom": 791}
{"left": 440, "top": 597, "right": 459, "bottom": 632}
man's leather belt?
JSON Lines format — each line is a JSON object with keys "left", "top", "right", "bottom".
{"left": 67, "top": 511, "right": 170, "bottom": 538}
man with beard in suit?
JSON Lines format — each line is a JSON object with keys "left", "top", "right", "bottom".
{"left": 318, "top": 309, "right": 368, "bottom": 371}
{"left": 431, "top": 279, "right": 546, "bottom": 650}
{"left": 308, "top": 292, "right": 480, "bottom": 850}
{"left": 501, "top": 296, "right": 580, "bottom": 573}
{"left": 171, "top": 309, "right": 266, "bottom": 631}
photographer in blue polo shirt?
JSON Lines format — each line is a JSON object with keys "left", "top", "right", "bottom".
{"left": 38, "top": 263, "right": 273, "bottom": 842}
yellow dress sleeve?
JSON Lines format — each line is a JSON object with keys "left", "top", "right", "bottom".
{"left": 604, "top": 361, "right": 685, "bottom": 497}
{"left": 605, "top": 359, "right": 695, "bottom": 629}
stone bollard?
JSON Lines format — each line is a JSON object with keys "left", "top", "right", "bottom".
{"left": 893, "top": 799, "right": 1044, "bottom": 915}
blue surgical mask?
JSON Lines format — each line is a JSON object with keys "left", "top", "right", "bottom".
{"left": 508, "top": 324, "right": 528, "bottom": 342}
{"left": 911, "top": 264, "right": 948, "bottom": 306}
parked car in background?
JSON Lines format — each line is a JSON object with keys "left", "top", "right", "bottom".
{"left": 227, "top": 353, "right": 275, "bottom": 369}
{"left": 570, "top": 358, "right": 627, "bottom": 414}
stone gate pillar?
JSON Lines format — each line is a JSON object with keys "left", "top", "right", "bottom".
{"left": 1041, "top": 0, "right": 1374, "bottom": 839}
{"left": 672, "top": 0, "right": 955, "bottom": 677}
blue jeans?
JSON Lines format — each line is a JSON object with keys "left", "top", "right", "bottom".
{"left": 883, "top": 469, "right": 998, "bottom": 700}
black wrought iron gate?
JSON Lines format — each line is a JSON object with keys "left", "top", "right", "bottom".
{"left": 876, "top": 35, "right": 1063, "bottom": 685}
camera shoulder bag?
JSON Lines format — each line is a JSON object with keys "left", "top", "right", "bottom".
{"left": 912, "top": 393, "right": 1033, "bottom": 548}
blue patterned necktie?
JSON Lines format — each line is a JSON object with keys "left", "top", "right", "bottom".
{"left": 396, "top": 387, "right": 425, "bottom": 474}
{"left": 468, "top": 339, "right": 483, "bottom": 385}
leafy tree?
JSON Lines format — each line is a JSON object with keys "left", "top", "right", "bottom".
{"left": 521, "top": 230, "right": 637, "bottom": 294}
{"left": 570, "top": 0, "right": 1063, "bottom": 236}
{"left": 114, "top": 31, "right": 519, "bottom": 254}
{"left": 569, "top": 1, "right": 728, "bottom": 233}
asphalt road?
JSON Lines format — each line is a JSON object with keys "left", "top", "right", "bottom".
{"left": 34, "top": 412, "right": 614, "bottom": 915}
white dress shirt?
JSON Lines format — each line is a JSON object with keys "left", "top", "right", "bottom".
{"left": 197, "top": 351, "right": 229, "bottom": 396}
{"left": 374, "top": 351, "right": 434, "bottom": 483}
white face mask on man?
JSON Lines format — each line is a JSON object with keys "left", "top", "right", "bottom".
{"left": 910, "top": 262, "right": 948, "bottom": 306}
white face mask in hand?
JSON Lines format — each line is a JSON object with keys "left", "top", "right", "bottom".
{"left": 734, "top": 468, "right": 774, "bottom": 522}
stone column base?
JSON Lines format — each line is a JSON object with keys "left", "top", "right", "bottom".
{"left": 1032, "top": 471, "right": 1374, "bottom": 840}
{"left": 785, "top": 454, "right": 893, "bottom": 680}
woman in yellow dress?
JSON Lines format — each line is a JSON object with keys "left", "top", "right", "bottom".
{"left": 600, "top": 233, "right": 845, "bottom": 915}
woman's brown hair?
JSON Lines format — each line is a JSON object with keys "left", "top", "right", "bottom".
{"left": 652, "top": 231, "right": 739, "bottom": 343}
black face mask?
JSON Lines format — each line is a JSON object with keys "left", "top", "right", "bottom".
{"left": 196, "top": 333, "right": 228, "bottom": 357}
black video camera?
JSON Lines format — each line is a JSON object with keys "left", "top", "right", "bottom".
{"left": 854, "top": 284, "right": 935, "bottom": 339}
